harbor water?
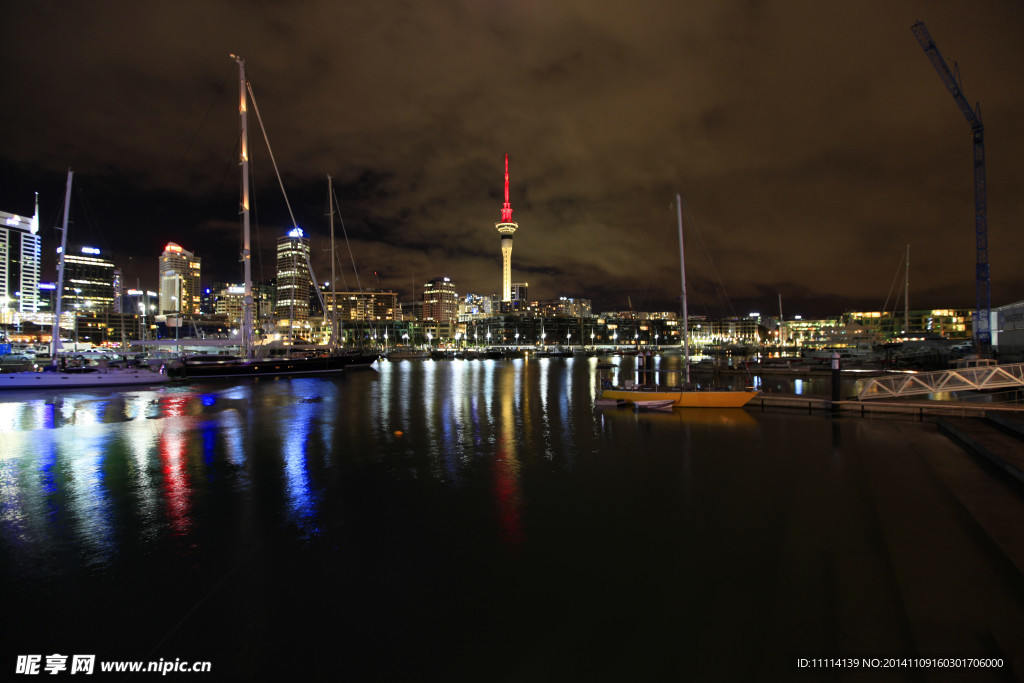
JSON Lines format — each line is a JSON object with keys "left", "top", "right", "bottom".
{"left": 2, "top": 356, "right": 1022, "bottom": 680}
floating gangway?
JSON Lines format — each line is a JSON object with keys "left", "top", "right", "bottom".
{"left": 858, "top": 361, "right": 1024, "bottom": 400}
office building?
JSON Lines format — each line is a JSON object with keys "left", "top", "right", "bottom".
{"left": 63, "top": 246, "right": 116, "bottom": 312}
{"left": 0, "top": 196, "right": 41, "bottom": 314}
{"left": 423, "top": 277, "right": 458, "bottom": 323}
{"left": 275, "top": 228, "right": 312, "bottom": 323}
{"left": 159, "top": 242, "right": 201, "bottom": 315}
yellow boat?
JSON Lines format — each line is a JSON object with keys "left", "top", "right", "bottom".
{"left": 600, "top": 387, "right": 759, "bottom": 408}
{"left": 595, "top": 194, "right": 760, "bottom": 411}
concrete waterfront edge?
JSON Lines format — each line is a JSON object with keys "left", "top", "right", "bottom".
{"left": 936, "top": 418, "right": 1024, "bottom": 489}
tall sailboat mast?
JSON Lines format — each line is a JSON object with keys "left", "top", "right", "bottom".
{"left": 50, "top": 169, "right": 73, "bottom": 362}
{"left": 328, "top": 175, "right": 338, "bottom": 348}
{"left": 904, "top": 244, "right": 910, "bottom": 335}
{"left": 232, "top": 53, "right": 254, "bottom": 358}
{"left": 676, "top": 193, "right": 689, "bottom": 385}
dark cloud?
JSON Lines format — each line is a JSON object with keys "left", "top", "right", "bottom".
{"left": 1, "top": 0, "right": 1021, "bottom": 316}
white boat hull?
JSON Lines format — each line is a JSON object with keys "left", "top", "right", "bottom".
{"left": 0, "top": 368, "right": 171, "bottom": 389}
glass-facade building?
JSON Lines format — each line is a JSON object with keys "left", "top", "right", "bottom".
{"left": 63, "top": 246, "right": 116, "bottom": 312}
{"left": 0, "top": 203, "right": 41, "bottom": 314}
{"left": 275, "top": 228, "right": 312, "bottom": 323}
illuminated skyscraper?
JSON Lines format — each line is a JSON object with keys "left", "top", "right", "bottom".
{"left": 0, "top": 195, "right": 41, "bottom": 314}
{"left": 275, "top": 227, "right": 312, "bottom": 323}
{"left": 494, "top": 154, "right": 518, "bottom": 303}
{"left": 423, "top": 276, "right": 458, "bottom": 323}
{"left": 159, "top": 242, "right": 201, "bottom": 315}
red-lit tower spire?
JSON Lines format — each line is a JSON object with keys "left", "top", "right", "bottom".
{"left": 501, "top": 153, "right": 514, "bottom": 223}
{"left": 495, "top": 154, "right": 519, "bottom": 303}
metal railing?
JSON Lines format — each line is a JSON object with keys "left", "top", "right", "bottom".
{"left": 858, "top": 362, "right": 1024, "bottom": 400}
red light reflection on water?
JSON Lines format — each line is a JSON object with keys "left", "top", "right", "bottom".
{"left": 158, "top": 394, "right": 192, "bottom": 536}
{"left": 493, "top": 438, "right": 523, "bottom": 555}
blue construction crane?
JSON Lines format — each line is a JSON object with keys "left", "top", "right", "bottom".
{"left": 911, "top": 21, "right": 991, "bottom": 357}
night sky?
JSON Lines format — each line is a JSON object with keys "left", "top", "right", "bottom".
{"left": 1, "top": 1, "right": 1021, "bottom": 317}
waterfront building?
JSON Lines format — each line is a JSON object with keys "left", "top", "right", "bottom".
{"left": 158, "top": 242, "right": 201, "bottom": 315}
{"left": 324, "top": 290, "right": 398, "bottom": 323}
{"left": 0, "top": 197, "right": 41, "bottom": 315}
{"left": 212, "top": 283, "right": 246, "bottom": 326}
{"left": 993, "top": 300, "right": 1024, "bottom": 359}
{"left": 72, "top": 310, "right": 139, "bottom": 347}
{"left": 844, "top": 309, "right": 972, "bottom": 340}
{"left": 275, "top": 228, "right": 312, "bottom": 326}
{"left": 63, "top": 246, "right": 116, "bottom": 312}
{"left": 494, "top": 154, "right": 518, "bottom": 303}
{"left": 423, "top": 277, "right": 458, "bottom": 323}
{"left": 400, "top": 299, "right": 424, "bottom": 322}
{"left": 534, "top": 297, "right": 593, "bottom": 319}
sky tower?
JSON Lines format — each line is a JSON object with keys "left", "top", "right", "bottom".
{"left": 495, "top": 154, "right": 518, "bottom": 303}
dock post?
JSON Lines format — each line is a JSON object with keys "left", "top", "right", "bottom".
{"left": 831, "top": 352, "right": 841, "bottom": 412}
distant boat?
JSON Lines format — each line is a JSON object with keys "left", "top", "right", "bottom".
{"left": 633, "top": 399, "right": 675, "bottom": 411}
{"left": 171, "top": 352, "right": 350, "bottom": 379}
{"left": 599, "top": 194, "right": 759, "bottom": 409}
{"left": 386, "top": 349, "right": 430, "bottom": 360}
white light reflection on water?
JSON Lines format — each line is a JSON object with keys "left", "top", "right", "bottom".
{"left": 220, "top": 409, "right": 246, "bottom": 468}
{"left": 125, "top": 410, "right": 162, "bottom": 543}
{"left": 437, "top": 361, "right": 463, "bottom": 483}
{"left": 61, "top": 424, "right": 116, "bottom": 567}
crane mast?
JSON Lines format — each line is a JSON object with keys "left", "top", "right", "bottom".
{"left": 911, "top": 21, "right": 991, "bottom": 357}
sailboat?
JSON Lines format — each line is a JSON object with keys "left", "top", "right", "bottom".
{"left": 1, "top": 171, "right": 170, "bottom": 390}
{"left": 174, "top": 55, "right": 358, "bottom": 380}
{"left": 598, "top": 194, "right": 759, "bottom": 408}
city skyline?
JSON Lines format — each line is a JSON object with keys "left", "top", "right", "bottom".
{"left": 1, "top": 2, "right": 1022, "bottom": 317}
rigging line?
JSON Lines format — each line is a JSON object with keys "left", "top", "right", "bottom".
{"left": 245, "top": 81, "right": 300, "bottom": 232}
{"left": 335, "top": 249, "right": 350, "bottom": 292}
{"left": 174, "top": 64, "right": 235, "bottom": 177}
{"left": 681, "top": 198, "right": 736, "bottom": 319}
{"left": 331, "top": 186, "right": 363, "bottom": 294}
{"left": 70, "top": 181, "right": 111, "bottom": 255}
{"left": 879, "top": 249, "right": 905, "bottom": 329}
{"left": 321, "top": 190, "right": 350, "bottom": 293}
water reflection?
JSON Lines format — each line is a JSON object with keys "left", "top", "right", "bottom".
{"left": 495, "top": 368, "right": 524, "bottom": 554}
{"left": 65, "top": 426, "right": 115, "bottom": 567}
{"left": 280, "top": 381, "right": 324, "bottom": 538}
{"left": 0, "top": 361, "right": 767, "bottom": 581}
{"left": 159, "top": 394, "right": 192, "bottom": 537}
